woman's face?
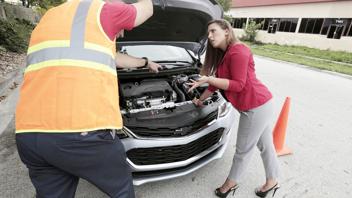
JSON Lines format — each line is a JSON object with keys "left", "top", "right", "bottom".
{"left": 207, "top": 23, "right": 229, "bottom": 49}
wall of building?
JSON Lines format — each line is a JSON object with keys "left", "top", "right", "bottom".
{"left": 229, "top": 1, "right": 351, "bottom": 18}
{"left": 233, "top": 29, "right": 352, "bottom": 52}
{"left": 228, "top": 1, "right": 352, "bottom": 52}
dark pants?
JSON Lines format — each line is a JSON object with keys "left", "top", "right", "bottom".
{"left": 16, "top": 130, "right": 135, "bottom": 198}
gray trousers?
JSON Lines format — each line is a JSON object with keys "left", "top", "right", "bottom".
{"left": 228, "top": 99, "right": 279, "bottom": 182}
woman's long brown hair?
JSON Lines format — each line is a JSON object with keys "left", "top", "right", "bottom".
{"left": 201, "top": 19, "right": 239, "bottom": 76}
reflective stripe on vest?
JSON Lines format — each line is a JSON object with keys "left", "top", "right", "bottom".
{"left": 26, "top": 47, "right": 116, "bottom": 75}
{"left": 25, "top": 0, "right": 115, "bottom": 75}
{"left": 27, "top": 41, "right": 115, "bottom": 59}
{"left": 15, "top": 0, "right": 122, "bottom": 133}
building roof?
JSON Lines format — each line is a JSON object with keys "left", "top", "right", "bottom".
{"left": 231, "top": 0, "right": 342, "bottom": 8}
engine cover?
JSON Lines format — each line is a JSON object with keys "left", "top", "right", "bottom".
{"left": 121, "top": 79, "right": 173, "bottom": 98}
{"left": 120, "top": 79, "right": 176, "bottom": 108}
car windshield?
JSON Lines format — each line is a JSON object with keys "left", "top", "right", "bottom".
{"left": 119, "top": 45, "right": 194, "bottom": 64}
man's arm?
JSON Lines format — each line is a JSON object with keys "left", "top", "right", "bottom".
{"left": 132, "top": 0, "right": 153, "bottom": 27}
{"left": 115, "top": 52, "right": 161, "bottom": 73}
{"left": 115, "top": 52, "right": 145, "bottom": 68}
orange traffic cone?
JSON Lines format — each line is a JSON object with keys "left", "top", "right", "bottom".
{"left": 273, "top": 97, "right": 292, "bottom": 156}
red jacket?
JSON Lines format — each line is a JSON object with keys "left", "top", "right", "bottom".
{"left": 208, "top": 43, "right": 272, "bottom": 111}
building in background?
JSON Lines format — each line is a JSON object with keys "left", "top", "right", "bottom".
{"left": 229, "top": 0, "right": 352, "bottom": 52}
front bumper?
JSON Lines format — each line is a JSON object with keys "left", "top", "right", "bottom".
{"left": 121, "top": 104, "right": 236, "bottom": 186}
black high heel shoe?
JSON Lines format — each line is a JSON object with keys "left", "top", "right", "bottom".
{"left": 215, "top": 184, "right": 239, "bottom": 198}
{"left": 255, "top": 183, "right": 280, "bottom": 198}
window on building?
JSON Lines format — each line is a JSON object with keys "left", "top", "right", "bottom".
{"left": 291, "top": 20, "right": 298, "bottom": 33}
{"left": 268, "top": 19, "right": 280, "bottom": 34}
{"left": 278, "top": 18, "right": 298, "bottom": 33}
{"left": 232, "top": 18, "right": 247, "bottom": 29}
{"left": 278, "top": 20, "right": 286, "bottom": 32}
{"left": 343, "top": 19, "right": 352, "bottom": 36}
{"left": 249, "top": 18, "right": 264, "bottom": 29}
{"left": 348, "top": 22, "right": 352, "bottom": 37}
{"left": 263, "top": 18, "right": 270, "bottom": 30}
{"left": 299, "top": 18, "right": 324, "bottom": 34}
{"left": 326, "top": 18, "right": 347, "bottom": 39}
{"left": 248, "top": 18, "right": 272, "bottom": 31}
{"left": 299, "top": 18, "right": 308, "bottom": 33}
{"left": 254, "top": 18, "right": 264, "bottom": 25}
{"left": 321, "top": 18, "right": 332, "bottom": 35}
{"left": 313, "top": 19, "right": 324, "bottom": 34}
{"left": 306, "top": 19, "right": 315, "bottom": 33}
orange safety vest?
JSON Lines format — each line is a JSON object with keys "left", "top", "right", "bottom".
{"left": 15, "top": 0, "right": 122, "bottom": 133}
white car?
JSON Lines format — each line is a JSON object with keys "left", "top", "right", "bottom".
{"left": 117, "top": 0, "right": 236, "bottom": 186}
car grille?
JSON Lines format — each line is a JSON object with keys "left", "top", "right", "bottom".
{"left": 126, "top": 128, "right": 224, "bottom": 165}
{"left": 127, "top": 111, "right": 218, "bottom": 138}
{"left": 132, "top": 146, "right": 222, "bottom": 178}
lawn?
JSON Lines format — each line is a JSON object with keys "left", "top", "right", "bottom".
{"left": 246, "top": 42, "right": 352, "bottom": 76}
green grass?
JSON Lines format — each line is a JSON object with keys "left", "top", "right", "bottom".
{"left": 245, "top": 42, "right": 352, "bottom": 76}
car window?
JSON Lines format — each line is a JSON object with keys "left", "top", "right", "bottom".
{"left": 120, "top": 45, "right": 193, "bottom": 63}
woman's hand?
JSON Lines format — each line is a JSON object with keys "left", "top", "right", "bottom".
{"left": 187, "top": 76, "right": 209, "bottom": 92}
{"left": 192, "top": 97, "right": 204, "bottom": 107}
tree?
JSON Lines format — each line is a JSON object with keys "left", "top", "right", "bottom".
{"left": 243, "top": 20, "right": 263, "bottom": 42}
{"left": 20, "top": 0, "right": 65, "bottom": 12}
{"left": 217, "top": 0, "right": 231, "bottom": 12}
{"left": 37, "top": 0, "right": 65, "bottom": 9}
{"left": 20, "top": 0, "right": 28, "bottom": 7}
{"left": 34, "top": 0, "right": 65, "bottom": 15}
{"left": 216, "top": 0, "right": 232, "bottom": 22}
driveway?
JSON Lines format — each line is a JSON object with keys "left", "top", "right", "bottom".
{"left": 1, "top": 56, "right": 351, "bottom": 198}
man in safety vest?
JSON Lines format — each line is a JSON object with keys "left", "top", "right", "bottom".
{"left": 15, "top": 0, "right": 160, "bottom": 197}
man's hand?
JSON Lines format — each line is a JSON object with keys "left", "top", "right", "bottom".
{"left": 147, "top": 61, "right": 162, "bottom": 73}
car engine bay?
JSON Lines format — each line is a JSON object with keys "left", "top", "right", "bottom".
{"left": 119, "top": 74, "right": 219, "bottom": 112}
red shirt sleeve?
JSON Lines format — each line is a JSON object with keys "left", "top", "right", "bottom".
{"left": 227, "top": 46, "right": 250, "bottom": 92}
{"left": 100, "top": 2, "right": 137, "bottom": 41}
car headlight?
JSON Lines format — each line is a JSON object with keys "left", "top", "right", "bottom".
{"left": 217, "top": 102, "right": 231, "bottom": 118}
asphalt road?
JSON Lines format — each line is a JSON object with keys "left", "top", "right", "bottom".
{"left": 1, "top": 56, "right": 351, "bottom": 198}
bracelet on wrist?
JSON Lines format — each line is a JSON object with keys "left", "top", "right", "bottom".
{"left": 142, "top": 57, "right": 148, "bottom": 67}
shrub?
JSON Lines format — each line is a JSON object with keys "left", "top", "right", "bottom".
{"left": 0, "top": 18, "right": 34, "bottom": 53}
{"left": 243, "top": 20, "right": 262, "bottom": 42}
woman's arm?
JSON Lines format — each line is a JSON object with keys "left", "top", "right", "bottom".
{"left": 187, "top": 76, "right": 229, "bottom": 92}
{"left": 207, "top": 76, "right": 229, "bottom": 90}
{"left": 188, "top": 46, "right": 250, "bottom": 92}
{"left": 193, "top": 89, "right": 213, "bottom": 106}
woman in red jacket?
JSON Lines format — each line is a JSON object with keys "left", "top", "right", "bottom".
{"left": 188, "top": 19, "right": 280, "bottom": 198}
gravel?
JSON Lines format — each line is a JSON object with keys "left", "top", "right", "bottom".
{"left": 0, "top": 50, "right": 26, "bottom": 79}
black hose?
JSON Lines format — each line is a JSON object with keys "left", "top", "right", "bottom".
{"left": 172, "top": 80, "right": 185, "bottom": 102}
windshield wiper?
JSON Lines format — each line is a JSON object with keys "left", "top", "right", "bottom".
{"left": 155, "top": 60, "right": 193, "bottom": 64}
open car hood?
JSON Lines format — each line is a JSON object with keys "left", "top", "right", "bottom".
{"left": 119, "top": 0, "right": 223, "bottom": 53}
